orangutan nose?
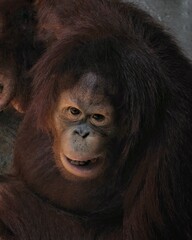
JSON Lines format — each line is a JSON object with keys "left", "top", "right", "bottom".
{"left": 74, "top": 124, "right": 91, "bottom": 138}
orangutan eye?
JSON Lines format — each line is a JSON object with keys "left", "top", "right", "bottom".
{"left": 61, "top": 107, "right": 82, "bottom": 122}
{"left": 69, "top": 107, "right": 81, "bottom": 115}
{"left": 92, "top": 114, "right": 105, "bottom": 122}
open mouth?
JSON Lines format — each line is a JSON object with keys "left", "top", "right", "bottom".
{"left": 67, "top": 157, "right": 97, "bottom": 167}
{"left": 60, "top": 155, "right": 103, "bottom": 178}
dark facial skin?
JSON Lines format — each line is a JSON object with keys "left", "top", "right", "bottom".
{"left": 52, "top": 73, "right": 117, "bottom": 179}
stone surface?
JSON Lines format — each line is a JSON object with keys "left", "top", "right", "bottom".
{"left": 128, "top": 0, "right": 192, "bottom": 60}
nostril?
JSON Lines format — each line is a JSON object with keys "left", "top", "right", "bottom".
{"left": 82, "top": 132, "right": 89, "bottom": 138}
{"left": 74, "top": 129, "right": 90, "bottom": 138}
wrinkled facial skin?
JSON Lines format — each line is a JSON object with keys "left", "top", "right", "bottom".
{"left": 0, "top": 71, "right": 15, "bottom": 111}
{"left": 53, "top": 73, "right": 117, "bottom": 180}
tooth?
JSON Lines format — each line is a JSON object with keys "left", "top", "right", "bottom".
{"left": 70, "top": 160, "right": 87, "bottom": 166}
{"left": 79, "top": 161, "right": 86, "bottom": 165}
{"left": 69, "top": 158, "right": 97, "bottom": 166}
{"left": 70, "top": 160, "right": 78, "bottom": 165}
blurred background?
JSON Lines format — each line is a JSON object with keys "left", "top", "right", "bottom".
{"left": 128, "top": 0, "right": 192, "bottom": 60}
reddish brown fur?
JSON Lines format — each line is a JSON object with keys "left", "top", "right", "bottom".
{"left": 0, "top": 0, "right": 192, "bottom": 239}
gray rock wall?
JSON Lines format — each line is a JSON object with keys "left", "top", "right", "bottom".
{"left": 127, "top": 0, "right": 192, "bottom": 60}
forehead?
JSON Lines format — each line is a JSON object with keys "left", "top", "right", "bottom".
{"left": 72, "top": 72, "right": 105, "bottom": 97}
{"left": 63, "top": 72, "right": 109, "bottom": 104}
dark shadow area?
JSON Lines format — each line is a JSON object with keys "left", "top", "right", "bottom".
{"left": 0, "top": 108, "right": 23, "bottom": 173}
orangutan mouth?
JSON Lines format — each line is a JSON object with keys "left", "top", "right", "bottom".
{"left": 66, "top": 157, "right": 98, "bottom": 167}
